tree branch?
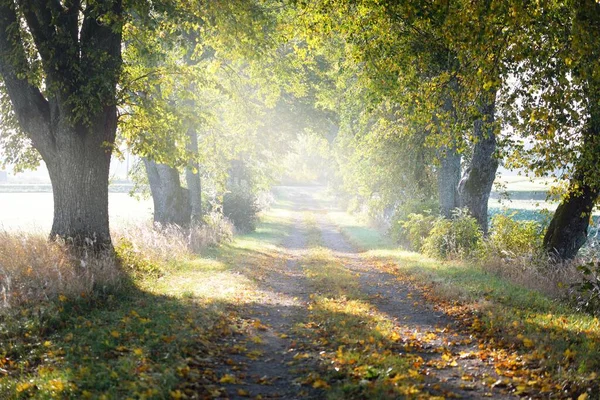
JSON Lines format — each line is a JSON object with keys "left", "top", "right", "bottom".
{"left": 0, "top": 0, "right": 54, "bottom": 158}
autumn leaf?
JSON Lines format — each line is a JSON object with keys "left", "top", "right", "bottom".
{"left": 312, "top": 379, "right": 330, "bottom": 389}
{"left": 219, "top": 374, "right": 237, "bottom": 384}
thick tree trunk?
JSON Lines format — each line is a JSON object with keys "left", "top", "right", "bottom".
{"left": 144, "top": 159, "right": 191, "bottom": 226}
{"left": 438, "top": 146, "right": 461, "bottom": 218}
{"left": 0, "top": 0, "right": 123, "bottom": 250}
{"left": 543, "top": 182, "right": 599, "bottom": 260}
{"left": 45, "top": 109, "right": 116, "bottom": 249}
{"left": 459, "top": 95, "right": 499, "bottom": 234}
{"left": 185, "top": 127, "right": 202, "bottom": 224}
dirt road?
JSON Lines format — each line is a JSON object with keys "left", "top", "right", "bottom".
{"left": 215, "top": 186, "right": 513, "bottom": 399}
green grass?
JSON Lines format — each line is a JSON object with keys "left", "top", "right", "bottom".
{"left": 0, "top": 203, "right": 296, "bottom": 399}
{"left": 328, "top": 211, "right": 600, "bottom": 397}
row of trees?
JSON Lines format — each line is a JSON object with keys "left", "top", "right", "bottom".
{"left": 287, "top": 0, "right": 600, "bottom": 261}
{"left": 0, "top": 0, "right": 308, "bottom": 246}
{"left": 0, "top": 0, "right": 598, "bottom": 262}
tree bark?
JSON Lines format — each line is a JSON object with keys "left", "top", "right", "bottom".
{"left": 438, "top": 146, "right": 461, "bottom": 218}
{"left": 543, "top": 181, "right": 599, "bottom": 260}
{"left": 45, "top": 108, "right": 116, "bottom": 248}
{"left": 185, "top": 127, "right": 202, "bottom": 224}
{"left": 144, "top": 159, "right": 191, "bottom": 227}
{"left": 542, "top": 1, "right": 600, "bottom": 260}
{"left": 459, "top": 94, "right": 499, "bottom": 234}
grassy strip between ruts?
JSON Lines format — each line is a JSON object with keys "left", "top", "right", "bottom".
{"left": 0, "top": 206, "right": 295, "bottom": 399}
{"left": 296, "top": 213, "right": 442, "bottom": 399}
{"left": 328, "top": 211, "right": 600, "bottom": 398}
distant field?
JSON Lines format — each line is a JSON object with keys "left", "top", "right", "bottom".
{"left": 0, "top": 183, "right": 136, "bottom": 193}
{"left": 0, "top": 192, "right": 153, "bottom": 232}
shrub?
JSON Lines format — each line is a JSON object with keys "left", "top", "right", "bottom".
{"left": 389, "top": 199, "right": 438, "bottom": 246}
{"left": 193, "top": 211, "right": 234, "bottom": 250}
{"left": 486, "top": 214, "right": 543, "bottom": 258}
{"left": 223, "top": 187, "right": 260, "bottom": 233}
{"left": 398, "top": 213, "right": 436, "bottom": 251}
{"left": 422, "top": 209, "right": 483, "bottom": 259}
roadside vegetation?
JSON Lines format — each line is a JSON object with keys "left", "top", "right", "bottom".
{"left": 0, "top": 201, "right": 292, "bottom": 399}
{"left": 330, "top": 208, "right": 600, "bottom": 398}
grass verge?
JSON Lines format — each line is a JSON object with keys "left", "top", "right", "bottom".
{"left": 0, "top": 206, "right": 293, "bottom": 399}
{"left": 329, "top": 211, "right": 600, "bottom": 398}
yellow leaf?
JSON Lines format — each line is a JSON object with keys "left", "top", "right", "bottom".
{"left": 48, "top": 379, "right": 65, "bottom": 392}
{"left": 219, "top": 374, "right": 237, "bottom": 384}
{"left": 110, "top": 331, "right": 120, "bottom": 338}
{"left": 58, "top": 294, "right": 67, "bottom": 302}
{"left": 170, "top": 390, "right": 184, "bottom": 399}
{"left": 312, "top": 379, "right": 330, "bottom": 389}
{"left": 236, "top": 388, "right": 250, "bottom": 397}
{"left": 16, "top": 382, "right": 32, "bottom": 392}
{"left": 564, "top": 348, "right": 577, "bottom": 360}
{"left": 43, "top": 341, "right": 52, "bottom": 347}
{"left": 522, "top": 338, "right": 534, "bottom": 348}
{"left": 134, "top": 348, "right": 143, "bottom": 356}
{"left": 578, "top": 393, "right": 589, "bottom": 400}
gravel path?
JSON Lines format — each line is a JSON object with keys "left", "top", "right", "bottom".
{"left": 216, "top": 186, "right": 515, "bottom": 399}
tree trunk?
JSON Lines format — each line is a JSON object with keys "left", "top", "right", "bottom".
{"left": 438, "top": 146, "right": 461, "bottom": 218}
{"left": 543, "top": 182, "right": 599, "bottom": 260}
{"left": 45, "top": 109, "right": 116, "bottom": 249}
{"left": 144, "top": 159, "right": 191, "bottom": 227}
{"left": 185, "top": 127, "right": 202, "bottom": 224}
{"left": 459, "top": 95, "right": 499, "bottom": 234}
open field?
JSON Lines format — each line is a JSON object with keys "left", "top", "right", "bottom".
{"left": 0, "top": 193, "right": 153, "bottom": 232}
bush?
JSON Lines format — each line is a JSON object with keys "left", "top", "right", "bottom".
{"left": 422, "top": 209, "right": 483, "bottom": 259}
{"left": 113, "top": 214, "right": 234, "bottom": 271}
{"left": 486, "top": 214, "right": 543, "bottom": 259}
{"left": 398, "top": 213, "right": 436, "bottom": 251}
{"left": 223, "top": 187, "right": 260, "bottom": 233}
{"left": 389, "top": 199, "right": 438, "bottom": 246}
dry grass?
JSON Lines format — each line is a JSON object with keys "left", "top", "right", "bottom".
{"left": 478, "top": 248, "right": 586, "bottom": 301}
{"left": 0, "top": 212, "right": 234, "bottom": 309}
{"left": 113, "top": 212, "right": 234, "bottom": 266}
{"left": 0, "top": 231, "right": 122, "bottom": 308}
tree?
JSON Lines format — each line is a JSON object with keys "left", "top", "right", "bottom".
{"left": 503, "top": 0, "right": 600, "bottom": 259}
{"left": 0, "top": 0, "right": 124, "bottom": 249}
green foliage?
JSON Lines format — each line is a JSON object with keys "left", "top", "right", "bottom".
{"left": 283, "top": 130, "right": 333, "bottom": 184}
{"left": 571, "top": 262, "right": 600, "bottom": 316}
{"left": 486, "top": 214, "right": 543, "bottom": 258}
{"left": 422, "top": 210, "right": 483, "bottom": 259}
{"left": 396, "top": 213, "right": 437, "bottom": 252}
{"left": 223, "top": 186, "right": 260, "bottom": 233}
{"left": 389, "top": 198, "right": 439, "bottom": 249}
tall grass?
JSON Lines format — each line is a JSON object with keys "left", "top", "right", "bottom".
{"left": 0, "top": 231, "right": 121, "bottom": 308}
{"left": 0, "top": 212, "right": 234, "bottom": 309}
